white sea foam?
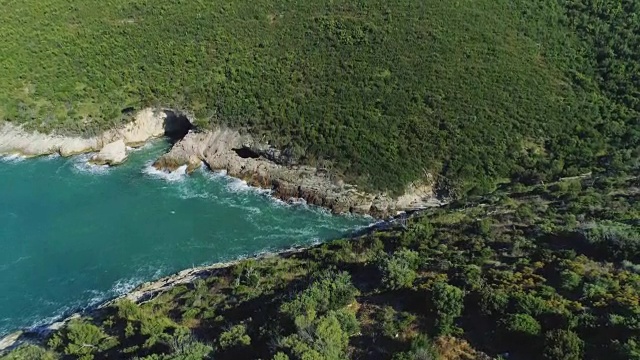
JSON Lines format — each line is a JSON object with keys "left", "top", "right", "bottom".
{"left": 142, "top": 162, "right": 187, "bottom": 182}
{"left": 44, "top": 153, "right": 61, "bottom": 160}
{"left": 24, "top": 275, "right": 149, "bottom": 334}
{"left": 0, "top": 153, "right": 26, "bottom": 163}
{"left": 200, "top": 167, "right": 228, "bottom": 180}
{"left": 225, "top": 177, "right": 271, "bottom": 195}
{"left": 287, "top": 197, "right": 308, "bottom": 206}
{"left": 26, "top": 305, "right": 75, "bottom": 333}
{"left": 126, "top": 140, "right": 161, "bottom": 153}
{"left": 176, "top": 184, "right": 216, "bottom": 200}
{"left": 109, "top": 277, "right": 146, "bottom": 297}
{"left": 71, "top": 154, "right": 110, "bottom": 175}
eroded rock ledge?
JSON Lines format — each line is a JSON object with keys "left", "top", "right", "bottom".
{"left": 0, "top": 108, "right": 192, "bottom": 161}
{"left": 0, "top": 109, "right": 442, "bottom": 217}
{"left": 153, "top": 128, "right": 443, "bottom": 218}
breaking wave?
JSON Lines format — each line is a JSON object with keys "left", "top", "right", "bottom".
{"left": 142, "top": 162, "right": 188, "bottom": 182}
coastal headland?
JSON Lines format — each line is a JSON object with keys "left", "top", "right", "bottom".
{"left": 0, "top": 108, "right": 443, "bottom": 218}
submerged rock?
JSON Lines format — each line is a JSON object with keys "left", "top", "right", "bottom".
{"left": 90, "top": 139, "right": 127, "bottom": 165}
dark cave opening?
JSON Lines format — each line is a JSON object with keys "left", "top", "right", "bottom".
{"left": 163, "top": 110, "right": 193, "bottom": 143}
{"left": 232, "top": 147, "right": 261, "bottom": 159}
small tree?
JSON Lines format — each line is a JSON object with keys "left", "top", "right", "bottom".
{"left": 280, "top": 271, "right": 358, "bottom": 321}
{"left": 478, "top": 288, "right": 508, "bottom": 316}
{"left": 559, "top": 270, "right": 582, "bottom": 291}
{"left": 504, "top": 313, "right": 541, "bottom": 337}
{"left": 391, "top": 334, "right": 439, "bottom": 360}
{"left": 431, "top": 282, "right": 464, "bottom": 335}
{"left": 279, "top": 311, "right": 352, "bottom": 360}
{"left": 542, "top": 329, "right": 584, "bottom": 360}
{"left": 615, "top": 338, "right": 640, "bottom": 360}
{"left": 1, "top": 345, "right": 59, "bottom": 360}
{"left": 381, "top": 249, "right": 420, "bottom": 290}
{"left": 273, "top": 352, "right": 290, "bottom": 360}
{"left": 377, "top": 306, "right": 416, "bottom": 338}
{"left": 164, "top": 328, "right": 213, "bottom": 359}
{"left": 219, "top": 324, "right": 251, "bottom": 349}
{"left": 47, "top": 319, "right": 118, "bottom": 360}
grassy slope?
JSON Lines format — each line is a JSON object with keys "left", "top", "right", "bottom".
{"left": 1, "top": 0, "right": 638, "bottom": 193}
{"left": 2, "top": 170, "right": 639, "bottom": 360}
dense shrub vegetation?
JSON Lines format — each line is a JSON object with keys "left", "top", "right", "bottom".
{"left": 2, "top": 171, "right": 638, "bottom": 359}
{"left": 1, "top": 0, "right": 639, "bottom": 193}
{"left": 1, "top": 0, "right": 639, "bottom": 358}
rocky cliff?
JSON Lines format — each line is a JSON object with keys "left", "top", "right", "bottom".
{"left": 154, "top": 128, "right": 442, "bottom": 217}
{"left": 0, "top": 109, "right": 442, "bottom": 217}
{"left": 0, "top": 108, "right": 183, "bottom": 160}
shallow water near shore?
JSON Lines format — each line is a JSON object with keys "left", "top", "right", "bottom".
{"left": 0, "top": 140, "right": 371, "bottom": 336}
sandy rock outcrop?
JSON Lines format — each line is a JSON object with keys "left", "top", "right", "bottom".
{"left": 154, "top": 128, "right": 443, "bottom": 217}
{"left": 0, "top": 124, "right": 98, "bottom": 157}
{"left": 90, "top": 139, "right": 127, "bottom": 165}
{"left": 101, "top": 108, "right": 167, "bottom": 146}
{"left": 0, "top": 331, "right": 22, "bottom": 352}
{"left": 0, "top": 108, "right": 169, "bottom": 164}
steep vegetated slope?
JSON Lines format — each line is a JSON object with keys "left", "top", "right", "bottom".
{"left": 1, "top": 0, "right": 638, "bottom": 194}
{"left": 3, "top": 170, "right": 639, "bottom": 360}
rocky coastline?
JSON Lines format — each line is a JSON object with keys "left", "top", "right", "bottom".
{"left": 0, "top": 108, "right": 444, "bottom": 218}
{"left": 0, "top": 211, "right": 408, "bottom": 353}
{"left": 0, "top": 246, "right": 315, "bottom": 352}
{"left": 152, "top": 128, "right": 443, "bottom": 218}
{"left": 0, "top": 110, "right": 441, "bottom": 351}
{"left": 0, "top": 108, "right": 175, "bottom": 160}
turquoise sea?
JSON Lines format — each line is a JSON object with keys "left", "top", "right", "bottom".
{"left": 0, "top": 140, "right": 371, "bottom": 336}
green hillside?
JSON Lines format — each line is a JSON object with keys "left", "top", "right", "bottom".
{"left": 3, "top": 171, "right": 639, "bottom": 360}
{"left": 1, "top": 0, "right": 638, "bottom": 193}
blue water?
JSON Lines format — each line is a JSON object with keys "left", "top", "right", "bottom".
{"left": 0, "top": 140, "right": 371, "bottom": 336}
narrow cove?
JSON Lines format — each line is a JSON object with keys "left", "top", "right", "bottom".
{"left": 0, "top": 140, "right": 372, "bottom": 336}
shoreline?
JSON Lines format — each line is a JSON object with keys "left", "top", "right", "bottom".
{"left": 0, "top": 108, "right": 178, "bottom": 160}
{"left": 0, "top": 110, "right": 441, "bottom": 351}
{"left": 0, "top": 209, "right": 406, "bottom": 351}
{"left": 0, "top": 221, "right": 399, "bottom": 352}
{"left": 0, "top": 146, "right": 399, "bottom": 351}
{"left": 0, "top": 248, "right": 304, "bottom": 351}
{"left": 0, "top": 109, "right": 446, "bottom": 218}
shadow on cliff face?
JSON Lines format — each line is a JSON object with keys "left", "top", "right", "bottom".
{"left": 163, "top": 110, "right": 193, "bottom": 143}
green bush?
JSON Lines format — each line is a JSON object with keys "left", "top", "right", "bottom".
{"left": 581, "top": 221, "right": 640, "bottom": 262}
{"left": 49, "top": 319, "right": 118, "bottom": 360}
{"left": 219, "top": 324, "right": 251, "bottom": 349}
{"left": 0, "top": 344, "right": 58, "bottom": 360}
{"left": 380, "top": 249, "right": 420, "bottom": 290}
{"left": 511, "top": 292, "right": 549, "bottom": 316}
{"left": 392, "top": 334, "right": 440, "bottom": 360}
{"left": 280, "top": 311, "right": 352, "bottom": 360}
{"left": 542, "top": 329, "right": 584, "bottom": 360}
{"left": 430, "top": 282, "right": 464, "bottom": 335}
{"left": 614, "top": 338, "right": 640, "bottom": 360}
{"left": 503, "top": 313, "right": 541, "bottom": 337}
{"left": 273, "top": 353, "right": 290, "bottom": 360}
{"left": 333, "top": 309, "right": 361, "bottom": 337}
{"left": 478, "top": 288, "right": 509, "bottom": 317}
{"left": 377, "top": 306, "right": 416, "bottom": 338}
{"left": 559, "top": 270, "right": 582, "bottom": 291}
{"left": 280, "top": 271, "right": 358, "bottom": 320}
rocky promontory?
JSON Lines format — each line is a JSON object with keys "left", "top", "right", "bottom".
{"left": 0, "top": 108, "right": 191, "bottom": 163}
{"left": 0, "top": 108, "right": 442, "bottom": 217}
{"left": 153, "top": 128, "right": 442, "bottom": 217}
